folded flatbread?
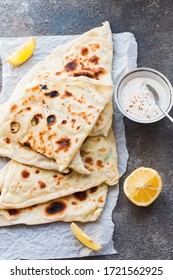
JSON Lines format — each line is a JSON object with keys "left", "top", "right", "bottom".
{"left": 0, "top": 130, "right": 119, "bottom": 209}
{"left": 39, "top": 75, "right": 113, "bottom": 171}
{"left": 0, "top": 107, "right": 89, "bottom": 174}
{"left": 0, "top": 22, "right": 113, "bottom": 174}
{"left": 0, "top": 76, "right": 112, "bottom": 172}
{"left": 0, "top": 184, "right": 108, "bottom": 226}
{"left": 11, "top": 21, "right": 113, "bottom": 137}
{"left": 0, "top": 136, "right": 66, "bottom": 172}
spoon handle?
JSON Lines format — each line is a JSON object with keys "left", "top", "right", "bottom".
{"left": 159, "top": 106, "right": 173, "bottom": 123}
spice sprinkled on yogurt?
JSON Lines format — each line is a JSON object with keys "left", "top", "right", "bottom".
{"left": 120, "top": 77, "right": 166, "bottom": 121}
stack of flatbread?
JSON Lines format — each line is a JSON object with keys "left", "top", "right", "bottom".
{"left": 0, "top": 21, "right": 119, "bottom": 227}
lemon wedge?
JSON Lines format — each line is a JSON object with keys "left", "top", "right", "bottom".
{"left": 7, "top": 37, "right": 36, "bottom": 67}
{"left": 71, "top": 222, "right": 102, "bottom": 251}
{"left": 123, "top": 167, "right": 162, "bottom": 206}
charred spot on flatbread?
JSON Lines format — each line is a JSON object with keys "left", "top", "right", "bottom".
{"left": 21, "top": 170, "right": 30, "bottom": 179}
{"left": 22, "top": 94, "right": 37, "bottom": 104}
{"left": 16, "top": 107, "right": 30, "bottom": 115}
{"left": 4, "top": 137, "right": 11, "bottom": 144}
{"left": 96, "top": 159, "right": 104, "bottom": 168}
{"left": 10, "top": 104, "right": 18, "bottom": 112}
{"left": 47, "top": 115, "right": 56, "bottom": 126}
{"left": 45, "top": 90, "right": 59, "bottom": 98}
{"left": 8, "top": 209, "right": 20, "bottom": 216}
{"left": 90, "top": 186, "right": 98, "bottom": 193}
{"left": 81, "top": 47, "right": 88, "bottom": 56}
{"left": 72, "top": 63, "right": 105, "bottom": 79}
{"left": 10, "top": 121, "right": 20, "bottom": 133}
{"left": 56, "top": 137, "right": 71, "bottom": 152}
{"left": 31, "top": 114, "right": 43, "bottom": 126}
{"left": 64, "top": 90, "right": 73, "bottom": 97}
{"left": 65, "top": 60, "right": 77, "bottom": 71}
{"left": 39, "top": 130, "right": 46, "bottom": 144}
{"left": 23, "top": 141, "right": 31, "bottom": 148}
{"left": 41, "top": 85, "right": 47, "bottom": 90}
{"left": 89, "top": 55, "right": 99, "bottom": 64}
{"left": 71, "top": 201, "right": 78, "bottom": 206}
{"left": 88, "top": 105, "right": 95, "bottom": 109}
{"left": 45, "top": 201, "right": 66, "bottom": 215}
{"left": 55, "top": 71, "right": 61, "bottom": 76}
{"left": 38, "top": 181, "right": 46, "bottom": 189}
{"left": 85, "top": 157, "right": 93, "bottom": 165}
{"left": 71, "top": 119, "right": 76, "bottom": 128}
{"left": 61, "top": 120, "right": 67, "bottom": 125}
{"left": 73, "top": 71, "right": 93, "bottom": 78}
{"left": 73, "top": 191, "right": 87, "bottom": 201}
{"left": 35, "top": 169, "right": 40, "bottom": 174}
{"left": 98, "top": 196, "right": 103, "bottom": 203}
{"left": 93, "top": 67, "right": 106, "bottom": 79}
{"left": 30, "top": 85, "right": 40, "bottom": 91}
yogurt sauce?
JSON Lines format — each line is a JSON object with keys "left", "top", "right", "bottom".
{"left": 120, "top": 77, "right": 168, "bottom": 121}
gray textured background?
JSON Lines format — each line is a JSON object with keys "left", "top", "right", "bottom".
{"left": 0, "top": 0, "right": 173, "bottom": 260}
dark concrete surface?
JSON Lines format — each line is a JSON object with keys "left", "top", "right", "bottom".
{"left": 0, "top": 0, "right": 173, "bottom": 260}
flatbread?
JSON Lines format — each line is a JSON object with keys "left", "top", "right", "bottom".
{"left": 0, "top": 22, "right": 113, "bottom": 174}
{"left": 0, "top": 86, "right": 54, "bottom": 159}
{"left": 39, "top": 75, "right": 113, "bottom": 171}
{"left": 89, "top": 99, "right": 113, "bottom": 137}
{"left": 0, "top": 130, "right": 119, "bottom": 209}
{"left": 69, "top": 150, "right": 90, "bottom": 175}
{"left": 0, "top": 135, "right": 91, "bottom": 174}
{"left": 0, "top": 137, "right": 67, "bottom": 172}
{"left": 0, "top": 184, "right": 108, "bottom": 226}
{"left": 0, "top": 76, "right": 112, "bottom": 172}
{"left": 10, "top": 21, "right": 113, "bottom": 137}
{"left": 0, "top": 86, "right": 90, "bottom": 174}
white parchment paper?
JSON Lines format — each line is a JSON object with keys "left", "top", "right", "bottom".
{"left": 0, "top": 33, "right": 137, "bottom": 259}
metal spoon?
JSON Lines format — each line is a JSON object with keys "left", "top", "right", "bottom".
{"left": 146, "top": 84, "right": 173, "bottom": 123}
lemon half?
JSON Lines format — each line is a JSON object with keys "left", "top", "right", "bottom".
{"left": 123, "top": 167, "right": 162, "bottom": 206}
{"left": 7, "top": 37, "right": 36, "bottom": 67}
{"left": 71, "top": 222, "right": 102, "bottom": 251}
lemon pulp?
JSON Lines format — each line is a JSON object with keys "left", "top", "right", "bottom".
{"left": 123, "top": 167, "right": 162, "bottom": 206}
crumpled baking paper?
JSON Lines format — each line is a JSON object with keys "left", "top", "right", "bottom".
{"left": 0, "top": 32, "right": 137, "bottom": 259}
